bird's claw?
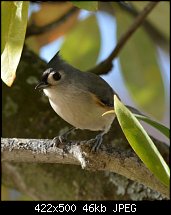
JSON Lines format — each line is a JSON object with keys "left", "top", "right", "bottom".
{"left": 86, "top": 134, "right": 103, "bottom": 152}
{"left": 51, "top": 127, "right": 75, "bottom": 148}
{"left": 51, "top": 135, "right": 67, "bottom": 148}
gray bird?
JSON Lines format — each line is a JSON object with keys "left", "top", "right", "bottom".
{"left": 35, "top": 52, "right": 138, "bottom": 150}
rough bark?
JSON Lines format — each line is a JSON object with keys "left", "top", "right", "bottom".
{"left": 1, "top": 137, "right": 169, "bottom": 198}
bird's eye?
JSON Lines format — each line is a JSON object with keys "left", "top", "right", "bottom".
{"left": 53, "top": 72, "right": 61, "bottom": 81}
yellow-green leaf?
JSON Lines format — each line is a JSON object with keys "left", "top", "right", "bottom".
{"left": 103, "top": 110, "right": 169, "bottom": 138}
{"left": 72, "top": 1, "right": 98, "bottom": 11}
{"left": 114, "top": 95, "right": 170, "bottom": 187}
{"left": 116, "top": 10, "right": 165, "bottom": 120}
{"left": 60, "top": 15, "right": 100, "bottom": 71}
{"left": 1, "top": 1, "right": 29, "bottom": 87}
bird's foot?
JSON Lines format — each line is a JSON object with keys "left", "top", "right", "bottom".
{"left": 87, "top": 134, "right": 103, "bottom": 152}
{"left": 51, "top": 127, "right": 76, "bottom": 148}
{"left": 51, "top": 135, "right": 65, "bottom": 148}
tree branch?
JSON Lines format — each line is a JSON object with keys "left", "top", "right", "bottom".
{"left": 89, "top": 1, "right": 159, "bottom": 75}
{"left": 1, "top": 137, "right": 169, "bottom": 198}
{"left": 118, "top": 1, "right": 169, "bottom": 52}
{"left": 26, "top": 7, "right": 79, "bottom": 38}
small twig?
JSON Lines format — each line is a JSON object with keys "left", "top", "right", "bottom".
{"left": 1, "top": 137, "right": 169, "bottom": 198}
{"left": 26, "top": 7, "right": 79, "bottom": 37}
{"left": 89, "top": 1, "right": 159, "bottom": 75}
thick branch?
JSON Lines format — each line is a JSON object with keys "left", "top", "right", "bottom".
{"left": 89, "top": 1, "right": 159, "bottom": 75}
{"left": 1, "top": 137, "right": 169, "bottom": 198}
{"left": 26, "top": 7, "right": 79, "bottom": 37}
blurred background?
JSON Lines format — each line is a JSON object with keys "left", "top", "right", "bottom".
{"left": 2, "top": 1, "right": 170, "bottom": 200}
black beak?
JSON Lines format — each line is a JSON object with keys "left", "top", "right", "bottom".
{"left": 35, "top": 82, "right": 50, "bottom": 90}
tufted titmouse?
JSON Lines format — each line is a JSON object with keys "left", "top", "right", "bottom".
{"left": 35, "top": 52, "right": 125, "bottom": 150}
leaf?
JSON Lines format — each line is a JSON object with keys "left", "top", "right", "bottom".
{"left": 134, "top": 114, "right": 170, "bottom": 139}
{"left": 60, "top": 15, "right": 100, "bottom": 71}
{"left": 103, "top": 111, "right": 170, "bottom": 138}
{"left": 1, "top": 2, "right": 11, "bottom": 54}
{"left": 115, "top": 10, "right": 165, "bottom": 120}
{"left": 27, "top": 2, "right": 80, "bottom": 49}
{"left": 131, "top": 2, "right": 169, "bottom": 41}
{"left": 1, "top": 1, "right": 29, "bottom": 87}
{"left": 114, "top": 95, "right": 170, "bottom": 187}
{"left": 72, "top": 1, "right": 98, "bottom": 11}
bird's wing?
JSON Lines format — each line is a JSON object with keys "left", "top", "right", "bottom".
{"left": 81, "top": 72, "right": 119, "bottom": 108}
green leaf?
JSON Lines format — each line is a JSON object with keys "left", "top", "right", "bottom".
{"left": 134, "top": 114, "right": 170, "bottom": 139}
{"left": 1, "top": 1, "right": 29, "bottom": 87}
{"left": 102, "top": 108, "right": 169, "bottom": 138}
{"left": 131, "top": 2, "right": 169, "bottom": 41}
{"left": 1, "top": 2, "right": 11, "bottom": 54}
{"left": 61, "top": 15, "right": 100, "bottom": 71}
{"left": 72, "top": 1, "right": 98, "bottom": 11}
{"left": 116, "top": 10, "right": 165, "bottom": 120}
{"left": 114, "top": 95, "right": 170, "bottom": 187}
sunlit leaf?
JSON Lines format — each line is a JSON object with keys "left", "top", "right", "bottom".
{"left": 60, "top": 15, "right": 100, "bottom": 71}
{"left": 72, "top": 1, "right": 98, "bottom": 11}
{"left": 115, "top": 10, "right": 165, "bottom": 120}
{"left": 1, "top": 1, "right": 29, "bottom": 87}
{"left": 102, "top": 110, "right": 169, "bottom": 138}
{"left": 1, "top": 2, "right": 11, "bottom": 54}
{"left": 114, "top": 95, "right": 170, "bottom": 187}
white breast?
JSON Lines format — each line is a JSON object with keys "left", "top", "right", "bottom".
{"left": 43, "top": 87, "right": 115, "bottom": 132}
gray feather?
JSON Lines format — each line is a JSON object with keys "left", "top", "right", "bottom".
{"left": 47, "top": 53, "right": 119, "bottom": 108}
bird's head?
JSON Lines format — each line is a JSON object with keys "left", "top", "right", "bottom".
{"left": 35, "top": 51, "right": 72, "bottom": 90}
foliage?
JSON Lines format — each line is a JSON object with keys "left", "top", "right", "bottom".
{"left": 134, "top": 114, "right": 169, "bottom": 139}
{"left": 103, "top": 96, "right": 170, "bottom": 187}
{"left": 115, "top": 8, "right": 165, "bottom": 119}
{"left": 60, "top": 15, "right": 100, "bottom": 70}
{"left": 1, "top": 1, "right": 29, "bottom": 86}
